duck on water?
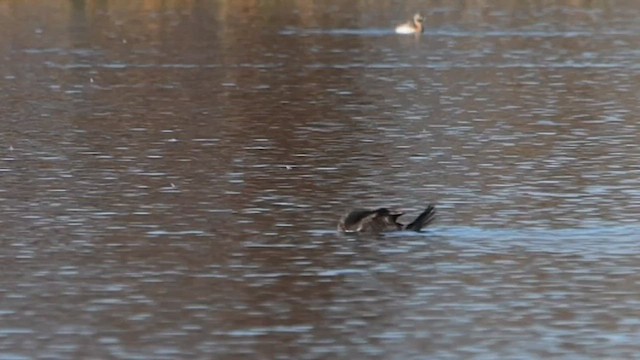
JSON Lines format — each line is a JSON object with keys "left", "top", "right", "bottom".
{"left": 338, "top": 205, "right": 436, "bottom": 233}
{"left": 395, "top": 13, "right": 425, "bottom": 34}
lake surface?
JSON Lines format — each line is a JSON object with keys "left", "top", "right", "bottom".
{"left": 2, "top": 0, "right": 640, "bottom": 358}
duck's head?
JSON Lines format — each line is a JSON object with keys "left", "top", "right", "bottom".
{"left": 413, "top": 13, "right": 424, "bottom": 24}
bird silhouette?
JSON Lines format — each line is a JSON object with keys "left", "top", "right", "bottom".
{"left": 338, "top": 205, "right": 435, "bottom": 233}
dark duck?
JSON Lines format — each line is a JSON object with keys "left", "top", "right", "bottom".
{"left": 337, "top": 205, "right": 436, "bottom": 233}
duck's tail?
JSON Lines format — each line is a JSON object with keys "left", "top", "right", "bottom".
{"left": 405, "top": 204, "right": 436, "bottom": 231}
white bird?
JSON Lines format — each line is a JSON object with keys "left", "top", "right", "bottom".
{"left": 395, "top": 13, "right": 425, "bottom": 34}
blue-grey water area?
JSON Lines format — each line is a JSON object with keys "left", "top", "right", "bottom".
{"left": 2, "top": 0, "right": 640, "bottom": 358}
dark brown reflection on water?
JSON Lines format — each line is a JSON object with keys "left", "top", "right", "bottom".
{"left": 2, "top": 0, "right": 640, "bottom": 358}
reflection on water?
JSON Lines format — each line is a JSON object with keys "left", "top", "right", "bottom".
{"left": 2, "top": 0, "right": 640, "bottom": 358}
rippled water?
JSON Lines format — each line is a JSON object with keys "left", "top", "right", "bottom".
{"left": 2, "top": 0, "right": 640, "bottom": 358}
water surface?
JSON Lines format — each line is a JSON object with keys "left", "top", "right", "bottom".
{"left": 2, "top": 0, "right": 640, "bottom": 358}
